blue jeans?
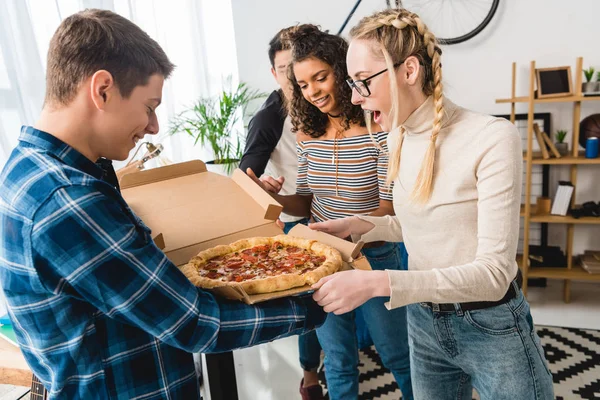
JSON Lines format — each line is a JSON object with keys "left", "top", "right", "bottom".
{"left": 316, "top": 242, "right": 413, "bottom": 400}
{"left": 408, "top": 288, "right": 554, "bottom": 400}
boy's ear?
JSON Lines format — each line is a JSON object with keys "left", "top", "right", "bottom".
{"left": 90, "top": 70, "right": 115, "bottom": 110}
{"left": 271, "top": 67, "right": 277, "bottom": 80}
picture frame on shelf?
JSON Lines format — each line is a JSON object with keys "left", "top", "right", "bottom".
{"left": 535, "top": 66, "right": 573, "bottom": 99}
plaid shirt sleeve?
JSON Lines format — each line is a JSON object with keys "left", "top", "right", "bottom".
{"left": 31, "top": 183, "right": 324, "bottom": 353}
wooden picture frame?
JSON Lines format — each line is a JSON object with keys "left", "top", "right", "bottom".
{"left": 535, "top": 66, "right": 572, "bottom": 99}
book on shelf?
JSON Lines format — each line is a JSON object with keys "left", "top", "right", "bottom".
{"left": 533, "top": 123, "right": 550, "bottom": 159}
{"left": 550, "top": 181, "right": 574, "bottom": 216}
{"left": 580, "top": 251, "right": 600, "bottom": 274}
{"left": 540, "top": 131, "right": 561, "bottom": 158}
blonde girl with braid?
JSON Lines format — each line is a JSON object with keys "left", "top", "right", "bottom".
{"left": 310, "top": 8, "right": 554, "bottom": 400}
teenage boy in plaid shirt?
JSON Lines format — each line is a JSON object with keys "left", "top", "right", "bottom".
{"left": 0, "top": 9, "right": 324, "bottom": 399}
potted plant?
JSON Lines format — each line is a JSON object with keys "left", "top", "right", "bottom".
{"left": 582, "top": 67, "right": 598, "bottom": 93}
{"left": 555, "top": 129, "right": 568, "bottom": 155}
{"left": 169, "top": 81, "right": 265, "bottom": 176}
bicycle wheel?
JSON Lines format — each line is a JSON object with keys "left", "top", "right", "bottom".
{"left": 390, "top": 0, "right": 499, "bottom": 45}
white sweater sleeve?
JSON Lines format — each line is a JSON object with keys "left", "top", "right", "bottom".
{"left": 353, "top": 215, "right": 403, "bottom": 243}
{"left": 385, "top": 120, "right": 522, "bottom": 309}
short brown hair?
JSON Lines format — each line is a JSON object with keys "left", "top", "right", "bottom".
{"left": 45, "top": 9, "right": 175, "bottom": 106}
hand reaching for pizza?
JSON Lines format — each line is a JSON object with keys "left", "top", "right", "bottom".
{"left": 246, "top": 168, "right": 285, "bottom": 194}
{"left": 311, "top": 270, "right": 390, "bottom": 315}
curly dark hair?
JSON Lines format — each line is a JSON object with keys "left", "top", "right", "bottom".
{"left": 283, "top": 25, "right": 364, "bottom": 138}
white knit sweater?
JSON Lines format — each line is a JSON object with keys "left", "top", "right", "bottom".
{"left": 357, "top": 97, "right": 522, "bottom": 309}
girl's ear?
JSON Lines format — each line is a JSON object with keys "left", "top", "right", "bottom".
{"left": 402, "top": 56, "right": 421, "bottom": 86}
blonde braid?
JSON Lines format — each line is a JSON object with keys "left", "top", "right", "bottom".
{"left": 350, "top": 9, "right": 445, "bottom": 202}
{"left": 410, "top": 16, "right": 444, "bottom": 203}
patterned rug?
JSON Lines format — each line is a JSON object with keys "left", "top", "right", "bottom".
{"left": 318, "top": 325, "right": 600, "bottom": 400}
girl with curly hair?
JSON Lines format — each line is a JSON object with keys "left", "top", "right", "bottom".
{"left": 248, "top": 25, "right": 413, "bottom": 400}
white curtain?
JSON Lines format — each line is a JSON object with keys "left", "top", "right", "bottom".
{"left": 0, "top": 0, "right": 240, "bottom": 169}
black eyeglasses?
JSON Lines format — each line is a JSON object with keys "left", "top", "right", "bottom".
{"left": 346, "top": 62, "right": 403, "bottom": 97}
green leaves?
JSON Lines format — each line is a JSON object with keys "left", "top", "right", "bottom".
{"left": 168, "top": 81, "right": 266, "bottom": 173}
{"left": 583, "top": 67, "right": 595, "bottom": 83}
{"left": 555, "top": 129, "right": 567, "bottom": 143}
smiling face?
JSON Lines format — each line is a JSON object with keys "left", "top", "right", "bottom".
{"left": 293, "top": 56, "right": 340, "bottom": 115}
{"left": 91, "top": 73, "right": 164, "bottom": 161}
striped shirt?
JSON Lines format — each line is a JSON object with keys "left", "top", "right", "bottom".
{"left": 296, "top": 131, "right": 392, "bottom": 222}
{"left": 0, "top": 126, "right": 324, "bottom": 399}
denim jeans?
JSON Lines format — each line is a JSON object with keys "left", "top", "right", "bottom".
{"left": 407, "top": 288, "right": 554, "bottom": 400}
{"left": 316, "top": 242, "right": 413, "bottom": 400}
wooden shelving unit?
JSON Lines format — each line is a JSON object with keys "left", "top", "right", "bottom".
{"left": 497, "top": 57, "right": 600, "bottom": 303}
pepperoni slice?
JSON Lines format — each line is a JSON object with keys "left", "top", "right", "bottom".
{"left": 252, "top": 245, "right": 271, "bottom": 253}
{"left": 206, "top": 271, "right": 221, "bottom": 279}
{"left": 225, "top": 260, "right": 245, "bottom": 269}
{"left": 240, "top": 254, "right": 257, "bottom": 263}
{"left": 285, "top": 246, "right": 301, "bottom": 253}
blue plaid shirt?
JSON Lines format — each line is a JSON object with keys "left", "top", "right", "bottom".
{"left": 0, "top": 127, "right": 323, "bottom": 399}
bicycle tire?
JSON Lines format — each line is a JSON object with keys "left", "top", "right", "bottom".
{"left": 388, "top": 0, "right": 500, "bottom": 45}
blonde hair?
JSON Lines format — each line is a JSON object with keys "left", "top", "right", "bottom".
{"left": 349, "top": 8, "right": 444, "bottom": 203}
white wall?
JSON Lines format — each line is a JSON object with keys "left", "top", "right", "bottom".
{"left": 231, "top": 0, "right": 600, "bottom": 254}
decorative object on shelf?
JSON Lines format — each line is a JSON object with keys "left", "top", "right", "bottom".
{"left": 552, "top": 129, "right": 568, "bottom": 155}
{"left": 535, "top": 66, "right": 572, "bottom": 99}
{"left": 580, "top": 250, "right": 600, "bottom": 274}
{"left": 578, "top": 113, "right": 600, "bottom": 149}
{"left": 528, "top": 245, "right": 568, "bottom": 269}
{"left": 585, "top": 137, "right": 599, "bottom": 158}
{"left": 534, "top": 123, "right": 561, "bottom": 158}
{"left": 168, "top": 81, "right": 265, "bottom": 176}
{"left": 536, "top": 196, "right": 551, "bottom": 214}
{"left": 533, "top": 123, "right": 550, "bottom": 159}
{"left": 582, "top": 66, "right": 598, "bottom": 93}
{"left": 570, "top": 201, "right": 600, "bottom": 218}
{"left": 550, "top": 181, "right": 574, "bottom": 216}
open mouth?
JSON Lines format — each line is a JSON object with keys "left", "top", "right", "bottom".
{"left": 365, "top": 110, "right": 382, "bottom": 125}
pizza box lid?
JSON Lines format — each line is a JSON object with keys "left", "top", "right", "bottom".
{"left": 121, "top": 160, "right": 285, "bottom": 266}
{"left": 120, "top": 160, "right": 369, "bottom": 304}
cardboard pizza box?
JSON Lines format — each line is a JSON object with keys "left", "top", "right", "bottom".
{"left": 121, "top": 160, "right": 370, "bottom": 304}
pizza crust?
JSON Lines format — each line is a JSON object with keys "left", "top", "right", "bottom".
{"left": 180, "top": 235, "right": 342, "bottom": 295}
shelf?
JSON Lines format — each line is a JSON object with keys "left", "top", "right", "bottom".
{"left": 520, "top": 204, "right": 600, "bottom": 224}
{"left": 517, "top": 255, "right": 600, "bottom": 281}
{"left": 530, "top": 212, "right": 600, "bottom": 224}
{"left": 496, "top": 95, "right": 600, "bottom": 104}
{"left": 527, "top": 265, "right": 600, "bottom": 281}
{"left": 522, "top": 152, "right": 600, "bottom": 164}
